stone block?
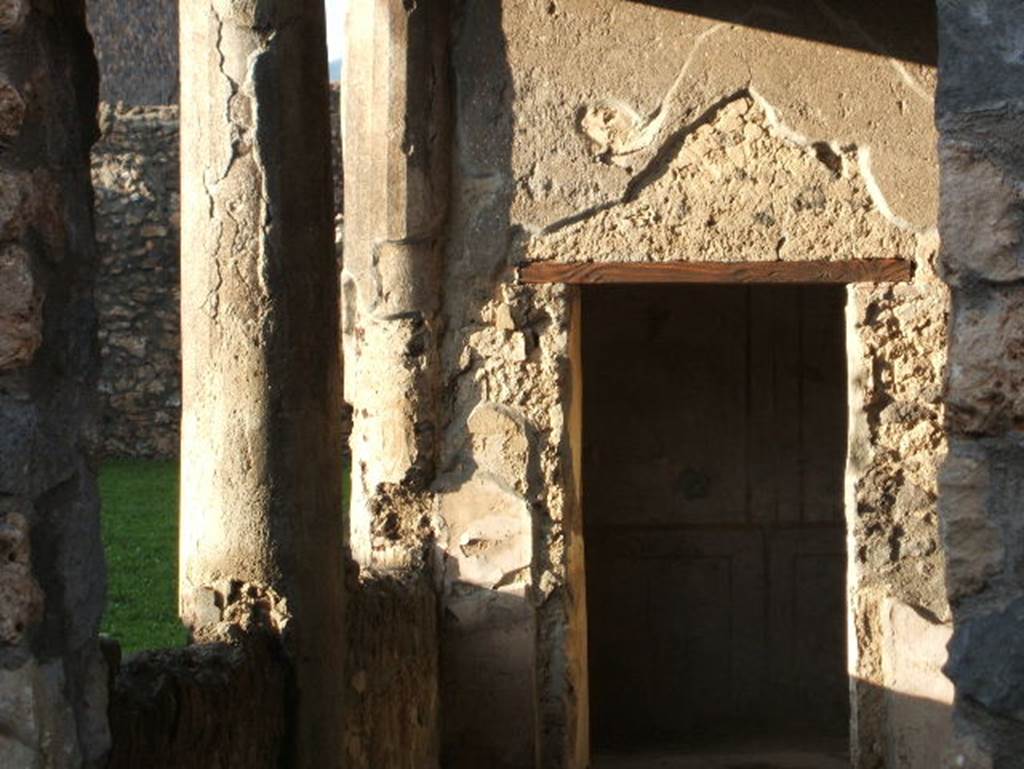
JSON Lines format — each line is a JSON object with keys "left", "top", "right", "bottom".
{"left": 0, "top": 661, "right": 38, "bottom": 753}
{"left": 947, "top": 285, "right": 1024, "bottom": 436}
{"left": 467, "top": 402, "right": 529, "bottom": 493}
{"left": 0, "top": 512, "right": 43, "bottom": 645}
{"left": 940, "top": 142, "right": 1024, "bottom": 284}
{"left": 880, "top": 599, "right": 954, "bottom": 768}
{"left": 0, "top": 0, "right": 27, "bottom": 33}
{"left": 0, "top": 171, "right": 30, "bottom": 241}
{"left": 0, "top": 245, "right": 43, "bottom": 370}
{"left": 939, "top": 448, "right": 1003, "bottom": 601}
{"left": 0, "top": 79, "right": 25, "bottom": 142}
{"left": 947, "top": 596, "right": 1024, "bottom": 721}
{"left": 0, "top": 737, "right": 36, "bottom": 768}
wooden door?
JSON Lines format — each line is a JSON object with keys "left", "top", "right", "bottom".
{"left": 584, "top": 284, "right": 848, "bottom": 749}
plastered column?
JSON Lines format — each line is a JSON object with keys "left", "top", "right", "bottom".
{"left": 178, "top": 2, "right": 345, "bottom": 766}
{"left": 342, "top": 0, "right": 449, "bottom": 566}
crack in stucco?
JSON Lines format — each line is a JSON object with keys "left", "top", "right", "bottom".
{"left": 526, "top": 88, "right": 927, "bottom": 270}
{"left": 554, "top": 79, "right": 925, "bottom": 241}
{"left": 202, "top": 8, "right": 278, "bottom": 325}
{"left": 748, "top": 86, "right": 927, "bottom": 234}
{"left": 686, "top": 83, "right": 923, "bottom": 238}
{"left": 579, "top": 22, "right": 725, "bottom": 163}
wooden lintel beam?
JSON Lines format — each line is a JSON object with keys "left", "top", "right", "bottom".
{"left": 518, "top": 259, "right": 913, "bottom": 285}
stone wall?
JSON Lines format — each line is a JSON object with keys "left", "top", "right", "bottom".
{"left": 0, "top": 2, "right": 109, "bottom": 767}
{"left": 344, "top": 570, "right": 440, "bottom": 769}
{"left": 92, "top": 87, "right": 344, "bottom": 459}
{"left": 106, "top": 640, "right": 287, "bottom": 769}
{"left": 93, "top": 104, "right": 181, "bottom": 458}
{"left": 937, "top": 3, "right": 1024, "bottom": 766}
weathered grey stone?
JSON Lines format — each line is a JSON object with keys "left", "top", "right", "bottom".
{"left": 939, "top": 448, "right": 1004, "bottom": 601}
{"left": 0, "top": 0, "right": 27, "bottom": 33}
{"left": 0, "top": 661, "right": 39, "bottom": 756}
{"left": 937, "top": 0, "right": 1024, "bottom": 113}
{"left": 947, "top": 596, "right": 1024, "bottom": 722}
{"left": 0, "top": 512, "right": 43, "bottom": 646}
{"left": 947, "top": 286, "right": 1024, "bottom": 436}
{"left": 940, "top": 141, "right": 1024, "bottom": 284}
{"left": 0, "top": 2, "right": 106, "bottom": 767}
{"left": 0, "top": 79, "right": 25, "bottom": 142}
{"left": 0, "top": 245, "right": 43, "bottom": 371}
{"left": 0, "top": 737, "right": 37, "bottom": 768}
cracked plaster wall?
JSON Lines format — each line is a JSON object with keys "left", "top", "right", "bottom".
{"left": 437, "top": 1, "right": 950, "bottom": 767}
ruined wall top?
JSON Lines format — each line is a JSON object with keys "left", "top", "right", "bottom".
{"left": 87, "top": 0, "right": 179, "bottom": 105}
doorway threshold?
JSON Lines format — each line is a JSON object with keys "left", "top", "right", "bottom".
{"left": 592, "top": 737, "right": 849, "bottom": 769}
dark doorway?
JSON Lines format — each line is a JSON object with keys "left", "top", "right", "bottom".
{"left": 583, "top": 284, "right": 849, "bottom": 766}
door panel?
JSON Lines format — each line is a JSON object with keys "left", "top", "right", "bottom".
{"left": 584, "top": 285, "right": 849, "bottom": 749}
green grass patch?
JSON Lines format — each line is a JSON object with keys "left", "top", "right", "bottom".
{"left": 100, "top": 458, "right": 351, "bottom": 653}
{"left": 99, "top": 460, "right": 186, "bottom": 652}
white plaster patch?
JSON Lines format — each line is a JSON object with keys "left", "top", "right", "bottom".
{"left": 881, "top": 599, "right": 954, "bottom": 768}
{"left": 438, "top": 476, "right": 532, "bottom": 591}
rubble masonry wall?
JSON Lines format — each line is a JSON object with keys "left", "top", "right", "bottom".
{"left": 0, "top": 2, "right": 110, "bottom": 766}
{"left": 937, "top": 2, "right": 1024, "bottom": 766}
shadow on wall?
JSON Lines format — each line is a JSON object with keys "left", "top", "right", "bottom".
{"left": 438, "top": 2, "right": 535, "bottom": 768}
{"left": 439, "top": 575, "right": 1000, "bottom": 768}
{"left": 627, "top": 0, "right": 936, "bottom": 65}
{"left": 105, "top": 569, "right": 440, "bottom": 769}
